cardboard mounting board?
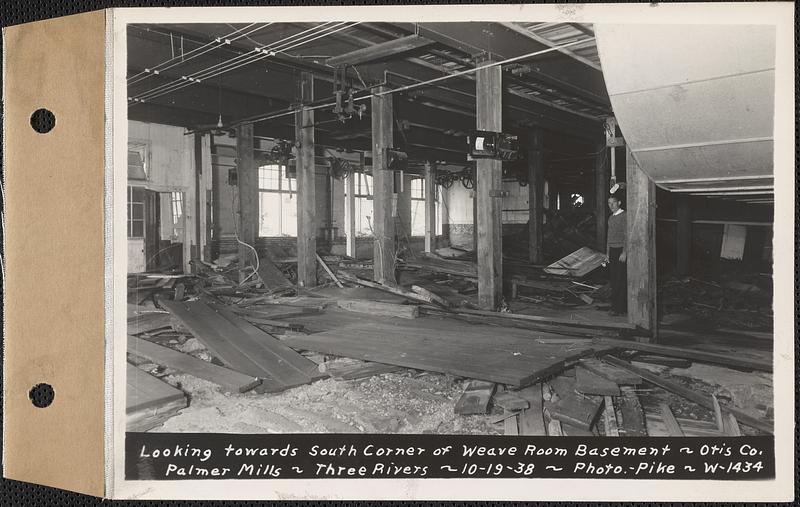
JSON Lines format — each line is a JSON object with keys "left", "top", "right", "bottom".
{"left": 2, "top": 10, "right": 108, "bottom": 497}
{"left": 1, "top": 3, "right": 795, "bottom": 502}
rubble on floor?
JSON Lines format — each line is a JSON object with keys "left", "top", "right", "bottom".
{"left": 126, "top": 252, "right": 774, "bottom": 438}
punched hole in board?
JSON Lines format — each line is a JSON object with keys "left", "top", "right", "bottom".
{"left": 30, "top": 108, "right": 56, "bottom": 134}
{"left": 29, "top": 383, "right": 55, "bottom": 408}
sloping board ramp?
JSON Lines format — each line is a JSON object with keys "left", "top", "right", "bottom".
{"left": 160, "top": 300, "right": 322, "bottom": 392}
{"left": 126, "top": 364, "right": 187, "bottom": 432}
{"left": 283, "top": 321, "right": 604, "bottom": 387}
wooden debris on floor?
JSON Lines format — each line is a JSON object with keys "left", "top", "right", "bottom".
{"left": 616, "top": 386, "right": 648, "bottom": 437}
{"left": 493, "top": 391, "right": 530, "bottom": 411}
{"left": 337, "top": 299, "right": 419, "bottom": 319}
{"left": 316, "top": 253, "right": 343, "bottom": 288}
{"left": 575, "top": 365, "right": 621, "bottom": 396}
{"left": 543, "top": 376, "right": 602, "bottom": 432}
{"left": 543, "top": 246, "right": 606, "bottom": 277}
{"left": 602, "top": 355, "right": 772, "bottom": 434}
{"left": 160, "top": 299, "right": 323, "bottom": 392}
{"left": 400, "top": 254, "right": 477, "bottom": 279}
{"left": 282, "top": 320, "right": 606, "bottom": 387}
{"left": 325, "top": 361, "right": 404, "bottom": 381}
{"left": 127, "top": 364, "right": 187, "bottom": 432}
{"left": 602, "top": 396, "right": 620, "bottom": 436}
{"left": 128, "top": 312, "right": 173, "bottom": 335}
{"left": 256, "top": 254, "right": 295, "bottom": 294}
{"left": 516, "top": 384, "right": 546, "bottom": 435}
{"left": 578, "top": 358, "right": 642, "bottom": 385}
{"left": 658, "top": 403, "right": 685, "bottom": 437}
{"left": 128, "top": 335, "right": 262, "bottom": 393}
{"left": 596, "top": 337, "right": 772, "bottom": 372}
{"left": 454, "top": 380, "right": 496, "bottom": 415}
{"left": 632, "top": 354, "right": 693, "bottom": 369}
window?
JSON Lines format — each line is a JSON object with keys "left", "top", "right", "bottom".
{"left": 127, "top": 186, "right": 145, "bottom": 238}
{"left": 344, "top": 172, "right": 374, "bottom": 237}
{"left": 128, "top": 142, "right": 148, "bottom": 181}
{"left": 410, "top": 178, "right": 444, "bottom": 237}
{"left": 170, "top": 191, "right": 184, "bottom": 241}
{"left": 258, "top": 164, "right": 297, "bottom": 237}
{"left": 410, "top": 178, "right": 425, "bottom": 236}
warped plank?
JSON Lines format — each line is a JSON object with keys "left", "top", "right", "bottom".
{"left": 283, "top": 321, "right": 602, "bottom": 387}
{"left": 160, "top": 300, "right": 320, "bottom": 391}
{"left": 603, "top": 355, "right": 773, "bottom": 434}
{"left": 127, "top": 335, "right": 262, "bottom": 393}
{"left": 597, "top": 338, "right": 772, "bottom": 372}
{"left": 257, "top": 255, "right": 294, "bottom": 293}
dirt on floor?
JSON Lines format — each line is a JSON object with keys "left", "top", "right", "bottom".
{"left": 145, "top": 361, "right": 503, "bottom": 435}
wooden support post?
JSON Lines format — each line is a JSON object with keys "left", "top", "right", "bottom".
{"left": 476, "top": 61, "right": 503, "bottom": 310}
{"left": 295, "top": 72, "right": 317, "bottom": 288}
{"left": 676, "top": 194, "right": 691, "bottom": 276}
{"left": 397, "top": 172, "right": 412, "bottom": 247}
{"left": 595, "top": 139, "right": 609, "bottom": 251}
{"left": 626, "top": 146, "right": 657, "bottom": 340}
{"left": 527, "top": 129, "right": 544, "bottom": 264}
{"left": 193, "top": 133, "right": 203, "bottom": 263}
{"left": 345, "top": 154, "right": 358, "bottom": 258}
{"left": 235, "top": 124, "right": 257, "bottom": 281}
{"left": 210, "top": 135, "right": 221, "bottom": 260}
{"left": 371, "top": 86, "right": 396, "bottom": 285}
{"left": 424, "top": 162, "right": 437, "bottom": 253}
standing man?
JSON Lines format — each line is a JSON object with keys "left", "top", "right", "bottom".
{"left": 606, "top": 194, "right": 627, "bottom": 315}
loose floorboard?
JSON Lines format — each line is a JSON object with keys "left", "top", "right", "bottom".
{"left": 128, "top": 335, "right": 263, "bottom": 393}
{"left": 283, "top": 320, "right": 604, "bottom": 387}
{"left": 161, "top": 300, "right": 321, "bottom": 391}
{"left": 126, "top": 364, "right": 187, "bottom": 432}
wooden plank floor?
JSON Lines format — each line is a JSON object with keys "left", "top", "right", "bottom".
{"left": 128, "top": 335, "right": 263, "bottom": 393}
{"left": 283, "top": 320, "right": 605, "bottom": 387}
{"left": 160, "top": 300, "right": 321, "bottom": 391}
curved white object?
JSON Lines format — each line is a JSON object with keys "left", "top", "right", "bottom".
{"left": 595, "top": 24, "right": 775, "bottom": 193}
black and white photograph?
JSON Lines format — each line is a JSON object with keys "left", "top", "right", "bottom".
{"left": 115, "top": 3, "right": 793, "bottom": 500}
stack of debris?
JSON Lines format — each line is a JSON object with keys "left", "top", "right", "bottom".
{"left": 126, "top": 250, "right": 773, "bottom": 437}
{"left": 661, "top": 273, "right": 773, "bottom": 330}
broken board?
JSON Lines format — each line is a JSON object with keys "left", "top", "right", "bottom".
{"left": 543, "top": 376, "right": 602, "bottom": 431}
{"left": 544, "top": 246, "right": 606, "bottom": 277}
{"left": 454, "top": 380, "right": 496, "bottom": 415}
{"left": 578, "top": 358, "right": 642, "bottom": 385}
{"left": 126, "top": 364, "right": 187, "bottom": 432}
{"left": 160, "top": 299, "right": 322, "bottom": 392}
{"left": 575, "top": 365, "right": 621, "bottom": 396}
{"left": 127, "top": 335, "right": 262, "bottom": 393}
{"left": 283, "top": 320, "right": 606, "bottom": 387}
{"left": 337, "top": 299, "right": 419, "bottom": 319}
{"left": 516, "top": 384, "right": 546, "bottom": 435}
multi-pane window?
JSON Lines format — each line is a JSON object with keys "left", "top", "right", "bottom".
{"left": 127, "top": 186, "right": 145, "bottom": 238}
{"left": 344, "top": 172, "right": 374, "bottom": 237}
{"left": 170, "top": 191, "right": 184, "bottom": 240}
{"left": 410, "top": 178, "right": 425, "bottom": 236}
{"left": 258, "top": 164, "right": 297, "bottom": 237}
{"left": 409, "top": 178, "right": 444, "bottom": 237}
